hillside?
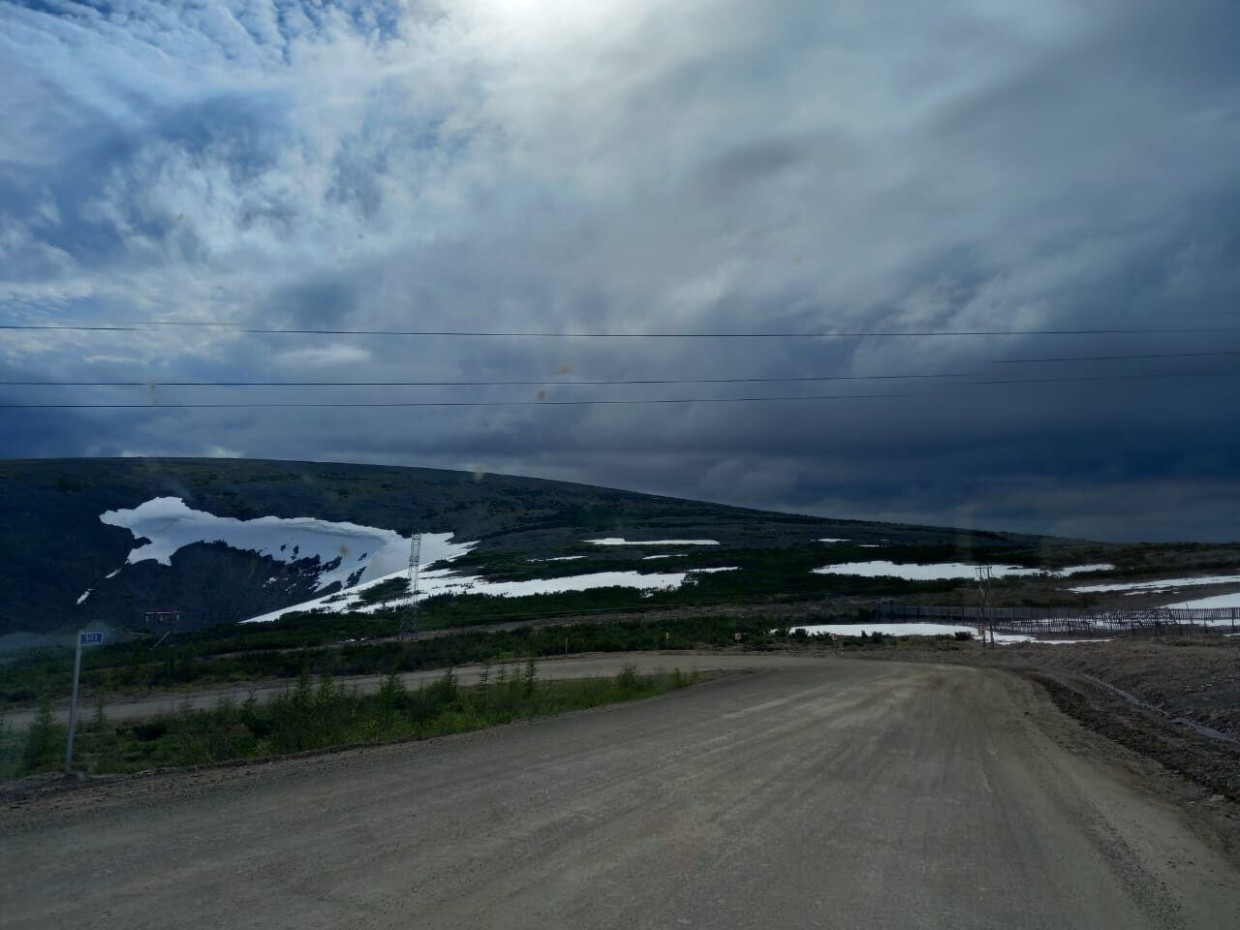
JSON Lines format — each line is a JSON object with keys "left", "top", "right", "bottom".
{"left": 0, "top": 457, "right": 1074, "bottom": 638}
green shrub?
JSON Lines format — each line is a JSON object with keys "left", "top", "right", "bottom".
{"left": 131, "top": 720, "right": 168, "bottom": 742}
{"left": 616, "top": 664, "right": 640, "bottom": 694}
{"left": 23, "top": 697, "right": 55, "bottom": 770}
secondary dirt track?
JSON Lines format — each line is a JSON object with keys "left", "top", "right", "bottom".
{"left": 4, "top": 652, "right": 835, "bottom": 728}
{"left": 3, "top": 656, "right": 1239, "bottom": 929}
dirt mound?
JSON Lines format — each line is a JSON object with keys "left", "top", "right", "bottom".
{"left": 998, "top": 637, "right": 1240, "bottom": 738}
{"left": 1030, "top": 672, "right": 1240, "bottom": 801}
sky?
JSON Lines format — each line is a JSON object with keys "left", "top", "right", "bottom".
{"left": 2, "top": 0, "right": 1239, "bottom": 542}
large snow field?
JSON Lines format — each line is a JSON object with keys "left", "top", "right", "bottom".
{"left": 812, "top": 561, "right": 1114, "bottom": 581}
{"left": 99, "top": 497, "right": 470, "bottom": 591}
{"left": 587, "top": 538, "right": 720, "bottom": 546}
{"left": 92, "top": 497, "right": 745, "bottom": 625}
{"left": 1068, "top": 573, "right": 1240, "bottom": 594}
{"left": 242, "top": 565, "right": 739, "bottom": 624}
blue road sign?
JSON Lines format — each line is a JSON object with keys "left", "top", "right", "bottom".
{"left": 80, "top": 632, "right": 104, "bottom": 646}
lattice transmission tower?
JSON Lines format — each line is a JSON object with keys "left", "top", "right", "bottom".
{"left": 974, "top": 564, "right": 995, "bottom": 648}
{"left": 403, "top": 533, "right": 423, "bottom": 638}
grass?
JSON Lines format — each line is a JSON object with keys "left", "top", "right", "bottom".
{"left": 0, "top": 663, "right": 701, "bottom": 780}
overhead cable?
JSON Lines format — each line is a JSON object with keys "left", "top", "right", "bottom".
{"left": 2, "top": 369, "right": 1234, "bottom": 408}
{"left": 4, "top": 322, "right": 1240, "bottom": 338}
{"left": 995, "top": 350, "right": 1240, "bottom": 364}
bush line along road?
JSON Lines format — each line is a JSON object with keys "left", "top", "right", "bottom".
{"left": 2, "top": 654, "right": 1237, "bottom": 929}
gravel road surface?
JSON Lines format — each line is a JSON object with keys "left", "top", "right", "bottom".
{"left": 3, "top": 657, "right": 1238, "bottom": 929}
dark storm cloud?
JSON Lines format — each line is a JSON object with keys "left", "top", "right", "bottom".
{"left": 1, "top": 0, "right": 1238, "bottom": 540}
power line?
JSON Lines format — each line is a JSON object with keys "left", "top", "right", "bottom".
{"left": 995, "top": 350, "right": 1240, "bottom": 364}
{"left": 2, "top": 364, "right": 1233, "bottom": 389}
{"left": 2, "top": 369, "right": 1233, "bottom": 408}
{"left": 7, "top": 358, "right": 1236, "bottom": 389}
{"left": 0, "top": 372, "right": 985, "bottom": 387}
{"left": 7, "top": 352, "right": 1239, "bottom": 386}
{"left": 3, "top": 322, "right": 1240, "bottom": 338}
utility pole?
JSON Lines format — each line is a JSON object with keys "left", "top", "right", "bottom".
{"left": 975, "top": 565, "right": 995, "bottom": 649}
{"left": 65, "top": 630, "right": 104, "bottom": 775}
{"left": 403, "top": 533, "right": 423, "bottom": 639}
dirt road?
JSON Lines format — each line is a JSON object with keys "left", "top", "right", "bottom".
{"left": 3, "top": 657, "right": 1238, "bottom": 929}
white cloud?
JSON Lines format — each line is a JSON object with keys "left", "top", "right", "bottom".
{"left": 273, "top": 345, "right": 373, "bottom": 369}
{"left": 2, "top": 1, "right": 1239, "bottom": 540}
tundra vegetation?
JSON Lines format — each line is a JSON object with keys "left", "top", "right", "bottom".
{"left": 1, "top": 663, "right": 699, "bottom": 778}
{"left": 0, "top": 608, "right": 903, "bottom": 705}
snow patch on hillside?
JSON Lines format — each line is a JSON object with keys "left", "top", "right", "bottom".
{"left": 791, "top": 622, "right": 1032, "bottom": 643}
{"left": 1165, "top": 592, "right": 1240, "bottom": 610}
{"left": 788, "top": 622, "right": 1110, "bottom": 645}
{"left": 100, "top": 497, "right": 470, "bottom": 592}
{"left": 241, "top": 565, "right": 739, "bottom": 624}
{"left": 1055, "top": 563, "right": 1116, "bottom": 576}
{"left": 1068, "top": 573, "right": 1240, "bottom": 594}
{"left": 813, "top": 561, "right": 1114, "bottom": 581}
{"left": 587, "top": 537, "right": 719, "bottom": 546}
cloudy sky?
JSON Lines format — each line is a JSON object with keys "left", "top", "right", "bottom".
{"left": 2, "top": 0, "right": 1239, "bottom": 541}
